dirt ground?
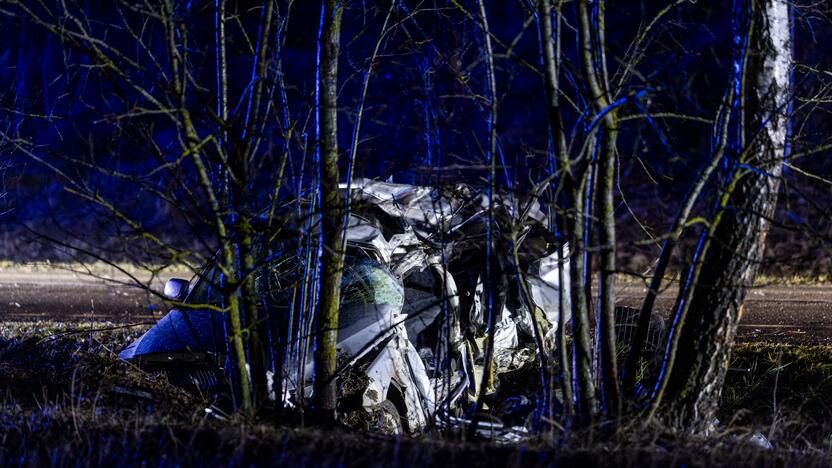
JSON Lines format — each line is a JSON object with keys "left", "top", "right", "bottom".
{"left": 1, "top": 269, "right": 831, "bottom": 345}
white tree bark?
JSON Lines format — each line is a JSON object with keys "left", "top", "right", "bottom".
{"left": 656, "top": 0, "right": 791, "bottom": 428}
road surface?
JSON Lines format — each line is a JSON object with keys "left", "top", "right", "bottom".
{"left": 1, "top": 270, "right": 831, "bottom": 345}
{"left": 0, "top": 269, "right": 171, "bottom": 325}
{"left": 617, "top": 283, "right": 832, "bottom": 345}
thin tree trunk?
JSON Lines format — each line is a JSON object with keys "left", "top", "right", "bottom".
{"left": 538, "top": 0, "right": 570, "bottom": 183}
{"left": 216, "top": 0, "right": 228, "bottom": 133}
{"left": 182, "top": 104, "right": 254, "bottom": 412}
{"left": 577, "top": 0, "right": 620, "bottom": 416}
{"left": 238, "top": 0, "right": 276, "bottom": 409}
{"left": 569, "top": 175, "right": 597, "bottom": 422}
{"left": 622, "top": 86, "right": 734, "bottom": 397}
{"left": 470, "top": 0, "right": 499, "bottom": 438}
{"left": 243, "top": 0, "right": 276, "bottom": 152}
{"left": 313, "top": 0, "right": 344, "bottom": 423}
{"left": 239, "top": 217, "right": 268, "bottom": 406}
{"left": 211, "top": 0, "right": 254, "bottom": 412}
{"left": 538, "top": 0, "right": 574, "bottom": 421}
{"left": 656, "top": 0, "right": 790, "bottom": 429}
{"left": 221, "top": 241, "right": 252, "bottom": 412}
{"left": 556, "top": 244, "right": 573, "bottom": 420}
{"left": 596, "top": 126, "right": 619, "bottom": 415}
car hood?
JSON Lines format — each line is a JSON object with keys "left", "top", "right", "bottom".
{"left": 118, "top": 308, "right": 227, "bottom": 361}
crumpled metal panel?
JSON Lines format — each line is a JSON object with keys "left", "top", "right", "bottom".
{"left": 527, "top": 244, "right": 572, "bottom": 332}
{"left": 344, "top": 178, "right": 464, "bottom": 233}
{"left": 121, "top": 178, "right": 571, "bottom": 439}
{"left": 362, "top": 331, "right": 433, "bottom": 432}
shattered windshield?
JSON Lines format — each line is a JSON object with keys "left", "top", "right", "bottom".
{"left": 185, "top": 241, "right": 301, "bottom": 308}
{"left": 184, "top": 243, "right": 394, "bottom": 316}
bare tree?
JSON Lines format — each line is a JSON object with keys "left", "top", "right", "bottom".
{"left": 0, "top": 0, "right": 306, "bottom": 413}
{"left": 537, "top": 0, "right": 574, "bottom": 421}
{"left": 4, "top": 0, "right": 822, "bottom": 440}
{"left": 535, "top": 0, "right": 797, "bottom": 431}
{"left": 313, "top": 0, "right": 345, "bottom": 422}
{"left": 652, "top": 0, "right": 792, "bottom": 428}
{"left": 576, "top": 0, "right": 621, "bottom": 416}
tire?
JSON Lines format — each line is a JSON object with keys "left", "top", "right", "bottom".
{"left": 371, "top": 400, "right": 403, "bottom": 436}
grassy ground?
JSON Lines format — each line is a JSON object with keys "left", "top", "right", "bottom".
{"left": 616, "top": 271, "right": 832, "bottom": 287}
{"left": 722, "top": 344, "right": 832, "bottom": 446}
{"left": 1, "top": 322, "right": 831, "bottom": 467}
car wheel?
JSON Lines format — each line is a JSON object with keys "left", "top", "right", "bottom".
{"left": 371, "top": 400, "right": 403, "bottom": 436}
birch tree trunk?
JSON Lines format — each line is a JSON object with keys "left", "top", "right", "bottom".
{"left": 313, "top": 0, "right": 345, "bottom": 422}
{"left": 659, "top": 0, "right": 790, "bottom": 428}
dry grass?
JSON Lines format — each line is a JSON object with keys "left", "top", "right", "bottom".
{"left": 616, "top": 272, "right": 831, "bottom": 287}
{"left": 1, "top": 322, "right": 831, "bottom": 466}
{"left": 722, "top": 343, "right": 832, "bottom": 448}
{"left": 0, "top": 260, "right": 193, "bottom": 280}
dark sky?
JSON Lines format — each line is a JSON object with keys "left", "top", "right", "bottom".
{"left": 1, "top": 1, "right": 830, "bottom": 270}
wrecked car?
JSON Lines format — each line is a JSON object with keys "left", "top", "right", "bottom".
{"left": 120, "top": 179, "right": 571, "bottom": 435}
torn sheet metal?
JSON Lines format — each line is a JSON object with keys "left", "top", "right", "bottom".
{"left": 527, "top": 245, "right": 572, "bottom": 333}
{"left": 122, "top": 179, "right": 570, "bottom": 438}
{"left": 343, "top": 179, "right": 465, "bottom": 233}
{"left": 362, "top": 331, "right": 434, "bottom": 432}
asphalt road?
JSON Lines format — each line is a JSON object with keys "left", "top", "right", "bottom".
{"left": 0, "top": 270, "right": 170, "bottom": 325}
{"left": 2, "top": 271, "right": 831, "bottom": 345}
{"left": 617, "top": 283, "right": 832, "bottom": 345}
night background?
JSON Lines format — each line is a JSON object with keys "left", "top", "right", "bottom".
{"left": 1, "top": 0, "right": 832, "bottom": 466}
